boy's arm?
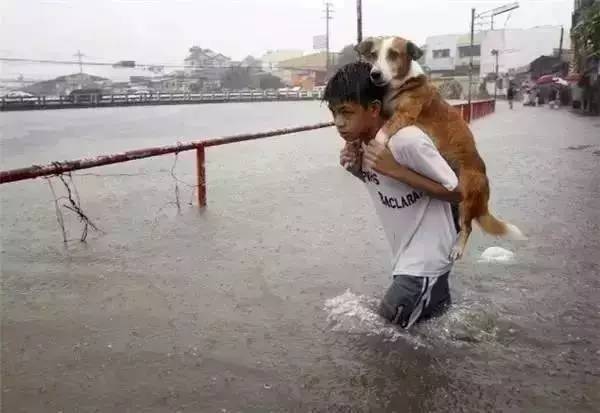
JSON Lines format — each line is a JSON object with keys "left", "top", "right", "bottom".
{"left": 380, "top": 163, "right": 461, "bottom": 203}
{"left": 362, "top": 133, "right": 461, "bottom": 203}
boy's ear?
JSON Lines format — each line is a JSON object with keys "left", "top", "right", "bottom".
{"left": 369, "top": 100, "right": 383, "bottom": 117}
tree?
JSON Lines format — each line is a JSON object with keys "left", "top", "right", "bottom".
{"left": 189, "top": 81, "right": 204, "bottom": 93}
{"left": 241, "top": 55, "right": 262, "bottom": 70}
{"left": 572, "top": 3, "right": 600, "bottom": 58}
{"left": 221, "top": 67, "right": 253, "bottom": 90}
{"left": 438, "top": 79, "right": 463, "bottom": 100}
{"left": 257, "top": 73, "right": 284, "bottom": 89}
{"left": 333, "top": 44, "right": 359, "bottom": 71}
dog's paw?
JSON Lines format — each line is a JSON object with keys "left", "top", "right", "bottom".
{"left": 374, "top": 129, "right": 388, "bottom": 145}
{"left": 449, "top": 244, "right": 464, "bottom": 261}
{"left": 342, "top": 160, "right": 355, "bottom": 170}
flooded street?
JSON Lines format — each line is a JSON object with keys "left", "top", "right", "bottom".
{"left": 1, "top": 101, "right": 599, "bottom": 412}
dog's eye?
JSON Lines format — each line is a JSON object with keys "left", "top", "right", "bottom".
{"left": 388, "top": 50, "right": 399, "bottom": 59}
{"left": 369, "top": 51, "right": 377, "bottom": 59}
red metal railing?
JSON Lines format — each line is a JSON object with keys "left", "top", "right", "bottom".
{"left": 0, "top": 122, "right": 334, "bottom": 206}
{"left": 0, "top": 99, "right": 495, "bottom": 206}
{"left": 455, "top": 99, "right": 496, "bottom": 123}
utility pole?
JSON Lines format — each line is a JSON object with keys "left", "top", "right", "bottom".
{"left": 558, "top": 26, "right": 564, "bottom": 61}
{"left": 467, "top": 3, "right": 518, "bottom": 116}
{"left": 467, "top": 8, "right": 475, "bottom": 119}
{"left": 74, "top": 50, "right": 85, "bottom": 74}
{"left": 324, "top": 2, "right": 333, "bottom": 75}
{"left": 356, "top": 0, "right": 363, "bottom": 44}
{"left": 491, "top": 49, "right": 499, "bottom": 101}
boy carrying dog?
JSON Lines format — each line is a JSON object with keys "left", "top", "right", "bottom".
{"left": 323, "top": 62, "right": 461, "bottom": 328}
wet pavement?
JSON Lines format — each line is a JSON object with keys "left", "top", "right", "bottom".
{"left": 1, "top": 101, "right": 600, "bottom": 412}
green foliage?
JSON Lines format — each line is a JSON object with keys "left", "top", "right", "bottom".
{"left": 335, "top": 44, "right": 359, "bottom": 68}
{"left": 573, "top": 3, "right": 600, "bottom": 57}
{"left": 257, "top": 73, "right": 284, "bottom": 89}
{"left": 438, "top": 79, "right": 463, "bottom": 100}
{"left": 221, "top": 67, "right": 253, "bottom": 90}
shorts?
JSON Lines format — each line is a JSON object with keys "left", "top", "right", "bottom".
{"left": 378, "top": 272, "right": 451, "bottom": 329}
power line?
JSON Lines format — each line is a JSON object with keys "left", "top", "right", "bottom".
{"left": 0, "top": 57, "right": 331, "bottom": 73}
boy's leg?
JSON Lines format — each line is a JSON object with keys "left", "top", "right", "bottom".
{"left": 420, "top": 272, "right": 451, "bottom": 320}
{"left": 379, "top": 274, "right": 450, "bottom": 329}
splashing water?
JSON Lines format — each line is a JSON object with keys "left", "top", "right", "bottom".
{"left": 422, "top": 303, "right": 501, "bottom": 344}
{"left": 324, "top": 290, "right": 502, "bottom": 347}
{"left": 323, "top": 289, "right": 427, "bottom": 348}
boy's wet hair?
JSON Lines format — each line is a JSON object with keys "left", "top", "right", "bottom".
{"left": 323, "top": 61, "right": 386, "bottom": 108}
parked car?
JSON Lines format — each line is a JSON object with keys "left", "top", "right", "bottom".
{"left": 4, "top": 91, "right": 34, "bottom": 98}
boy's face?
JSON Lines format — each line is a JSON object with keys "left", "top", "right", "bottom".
{"left": 328, "top": 101, "right": 382, "bottom": 143}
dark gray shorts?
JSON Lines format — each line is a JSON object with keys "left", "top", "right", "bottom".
{"left": 379, "top": 272, "right": 451, "bottom": 329}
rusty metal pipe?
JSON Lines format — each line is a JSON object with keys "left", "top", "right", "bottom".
{"left": 0, "top": 122, "right": 334, "bottom": 184}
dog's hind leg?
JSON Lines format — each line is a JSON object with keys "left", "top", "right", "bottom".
{"left": 450, "top": 202, "right": 473, "bottom": 261}
{"left": 450, "top": 170, "right": 487, "bottom": 260}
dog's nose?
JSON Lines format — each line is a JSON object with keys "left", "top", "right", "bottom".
{"left": 370, "top": 70, "right": 382, "bottom": 82}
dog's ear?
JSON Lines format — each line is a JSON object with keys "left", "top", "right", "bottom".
{"left": 407, "top": 41, "right": 424, "bottom": 61}
{"left": 355, "top": 38, "right": 375, "bottom": 57}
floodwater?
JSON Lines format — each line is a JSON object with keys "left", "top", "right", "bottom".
{"left": 1, "top": 102, "right": 599, "bottom": 412}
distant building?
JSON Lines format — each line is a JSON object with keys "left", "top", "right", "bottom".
{"left": 159, "top": 71, "right": 193, "bottom": 93}
{"left": 184, "top": 47, "right": 231, "bottom": 72}
{"left": 260, "top": 49, "right": 305, "bottom": 84}
{"left": 424, "top": 26, "right": 569, "bottom": 79}
{"left": 480, "top": 26, "right": 570, "bottom": 78}
{"left": 425, "top": 33, "right": 463, "bottom": 75}
{"left": 529, "top": 55, "right": 569, "bottom": 80}
{"left": 184, "top": 47, "right": 232, "bottom": 90}
{"left": 277, "top": 51, "right": 338, "bottom": 89}
{"left": 129, "top": 76, "right": 153, "bottom": 86}
{"left": 24, "top": 73, "right": 110, "bottom": 96}
{"left": 68, "top": 88, "right": 103, "bottom": 104}
{"left": 455, "top": 33, "right": 482, "bottom": 76}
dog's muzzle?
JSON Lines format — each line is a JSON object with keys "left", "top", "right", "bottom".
{"left": 370, "top": 70, "right": 388, "bottom": 86}
{"left": 370, "top": 70, "right": 383, "bottom": 83}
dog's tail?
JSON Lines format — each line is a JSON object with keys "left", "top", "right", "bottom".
{"left": 476, "top": 213, "right": 527, "bottom": 240}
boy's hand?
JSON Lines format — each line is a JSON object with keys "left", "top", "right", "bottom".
{"left": 340, "top": 141, "right": 361, "bottom": 170}
{"left": 362, "top": 139, "right": 401, "bottom": 175}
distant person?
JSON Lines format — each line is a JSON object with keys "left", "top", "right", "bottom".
{"left": 507, "top": 84, "right": 515, "bottom": 109}
{"left": 523, "top": 88, "right": 532, "bottom": 106}
{"left": 532, "top": 87, "right": 540, "bottom": 106}
{"left": 550, "top": 86, "right": 560, "bottom": 109}
{"left": 323, "top": 62, "right": 461, "bottom": 329}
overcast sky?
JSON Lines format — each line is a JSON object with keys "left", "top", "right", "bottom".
{"left": 1, "top": 0, "right": 573, "bottom": 80}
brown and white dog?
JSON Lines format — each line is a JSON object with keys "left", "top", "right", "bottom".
{"left": 356, "top": 35, "right": 525, "bottom": 259}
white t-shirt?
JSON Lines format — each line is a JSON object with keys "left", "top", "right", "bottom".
{"left": 361, "top": 127, "right": 458, "bottom": 277}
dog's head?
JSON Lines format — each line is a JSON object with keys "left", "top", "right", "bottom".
{"left": 356, "top": 36, "right": 424, "bottom": 86}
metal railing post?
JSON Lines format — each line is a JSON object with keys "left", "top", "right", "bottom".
{"left": 196, "top": 146, "right": 206, "bottom": 207}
